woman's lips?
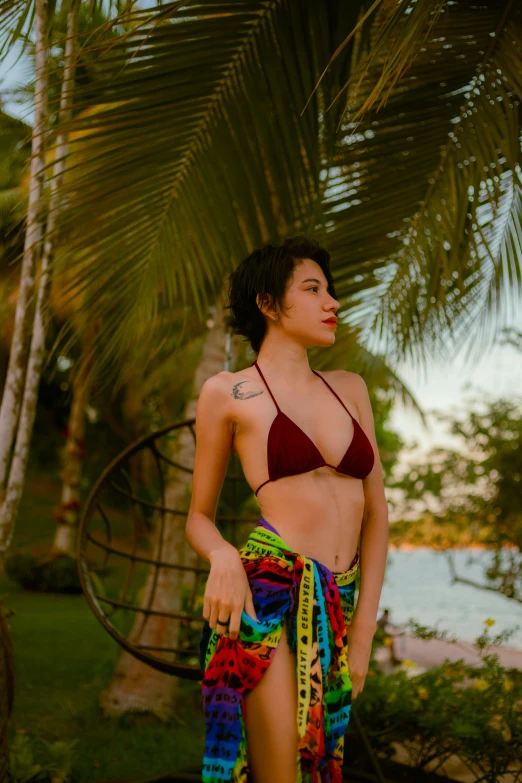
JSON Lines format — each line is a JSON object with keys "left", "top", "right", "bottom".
{"left": 323, "top": 320, "right": 337, "bottom": 327}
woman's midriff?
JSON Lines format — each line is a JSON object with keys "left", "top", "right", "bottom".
{"left": 254, "top": 470, "right": 365, "bottom": 573}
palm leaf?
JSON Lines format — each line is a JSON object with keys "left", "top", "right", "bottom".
{"left": 321, "top": 0, "right": 522, "bottom": 365}
{"left": 0, "top": 0, "right": 134, "bottom": 57}
{"left": 51, "top": 0, "right": 362, "bottom": 384}
{"left": 47, "top": 0, "right": 522, "bottom": 387}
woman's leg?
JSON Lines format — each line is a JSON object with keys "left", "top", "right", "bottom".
{"left": 243, "top": 614, "right": 299, "bottom": 783}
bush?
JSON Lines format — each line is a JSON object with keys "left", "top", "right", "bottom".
{"left": 7, "top": 733, "right": 79, "bottom": 783}
{"left": 349, "top": 621, "right": 522, "bottom": 783}
{"left": 5, "top": 551, "right": 81, "bottom": 594}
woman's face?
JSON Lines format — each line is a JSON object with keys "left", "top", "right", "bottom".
{"left": 278, "top": 258, "right": 341, "bottom": 348}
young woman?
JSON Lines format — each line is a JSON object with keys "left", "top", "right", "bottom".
{"left": 185, "top": 236, "right": 389, "bottom": 783}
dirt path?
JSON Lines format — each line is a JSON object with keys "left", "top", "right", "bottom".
{"left": 381, "top": 623, "right": 522, "bottom": 672}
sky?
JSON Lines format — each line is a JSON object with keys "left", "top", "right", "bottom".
{"left": 1, "top": 45, "right": 32, "bottom": 122}
{"left": 2, "top": 49, "right": 522, "bottom": 459}
{"left": 390, "top": 331, "right": 522, "bottom": 453}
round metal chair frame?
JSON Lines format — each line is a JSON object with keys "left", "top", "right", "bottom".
{"left": 76, "top": 418, "right": 258, "bottom": 681}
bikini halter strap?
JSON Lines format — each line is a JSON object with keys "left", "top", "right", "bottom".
{"left": 311, "top": 369, "right": 354, "bottom": 420}
{"left": 252, "top": 361, "right": 355, "bottom": 422}
{"left": 252, "top": 361, "right": 281, "bottom": 412}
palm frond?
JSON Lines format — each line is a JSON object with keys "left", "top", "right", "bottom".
{"left": 45, "top": 0, "right": 522, "bottom": 388}
{"left": 308, "top": 0, "right": 447, "bottom": 125}
{"left": 51, "top": 0, "right": 362, "bottom": 385}
{"left": 0, "top": 0, "right": 36, "bottom": 58}
{"left": 0, "top": 0, "right": 135, "bottom": 57}
{"left": 0, "top": 186, "right": 25, "bottom": 220}
{"left": 322, "top": 0, "right": 522, "bottom": 367}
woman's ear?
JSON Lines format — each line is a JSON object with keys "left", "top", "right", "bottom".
{"left": 256, "top": 293, "right": 274, "bottom": 319}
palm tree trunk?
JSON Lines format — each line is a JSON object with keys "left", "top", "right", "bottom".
{"left": 53, "top": 323, "right": 94, "bottom": 555}
{"left": 121, "top": 367, "right": 151, "bottom": 535}
{"left": 0, "top": 0, "right": 80, "bottom": 559}
{"left": 0, "top": 0, "right": 49, "bottom": 508}
{"left": 99, "top": 285, "right": 238, "bottom": 719}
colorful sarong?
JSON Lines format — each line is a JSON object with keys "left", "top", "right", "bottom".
{"left": 198, "top": 516, "right": 360, "bottom": 782}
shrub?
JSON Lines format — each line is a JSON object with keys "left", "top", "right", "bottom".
{"left": 349, "top": 620, "right": 522, "bottom": 783}
{"left": 5, "top": 551, "right": 81, "bottom": 594}
{"left": 7, "top": 733, "right": 79, "bottom": 783}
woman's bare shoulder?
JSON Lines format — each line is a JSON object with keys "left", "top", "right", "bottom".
{"left": 322, "top": 369, "right": 369, "bottom": 413}
{"left": 320, "top": 368, "right": 366, "bottom": 390}
{"left": 202, "top": 368, "right": 263, "bottom": 408}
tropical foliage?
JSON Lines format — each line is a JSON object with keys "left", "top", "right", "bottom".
{"left": 42, "top": 0, "right": 522, "bottom": 387}
{"left": 0, "top": 0, "right": 521, "bottom": 745}
{"left": 358, "top": 621, "right": 522, "bottom": 783}
{"left": 388, "top": 354, "right": 522, "bottom": 603}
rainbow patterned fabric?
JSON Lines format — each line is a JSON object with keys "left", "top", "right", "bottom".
{"left": 198, "top": 516, "right": 360, "bottom": 782}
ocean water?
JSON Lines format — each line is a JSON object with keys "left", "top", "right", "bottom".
{"left": 377, "top": 547, "right": 522, "bottom": 650}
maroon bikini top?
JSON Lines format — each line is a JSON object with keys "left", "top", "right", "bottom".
{"left": 252, "top": 361, "right": 375, "bottom": 496}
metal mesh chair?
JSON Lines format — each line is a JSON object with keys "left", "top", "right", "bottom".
{"left": 76, "top": 418, "right": 259, "bottom": 680}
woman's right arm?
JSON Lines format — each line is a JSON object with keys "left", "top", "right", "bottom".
{"left": 185, "top": 372, "right": 258, "bottom": 639}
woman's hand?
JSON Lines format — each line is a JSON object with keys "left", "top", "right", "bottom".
{"left": 346, "top": 619, "right": 376, "bottom": 700}
{"left": 203, "top": 545, "right": 259, "bottom": 640}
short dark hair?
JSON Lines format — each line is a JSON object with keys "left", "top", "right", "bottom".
{"left": 225, "top": 236, "right": 338, "bottom": 354}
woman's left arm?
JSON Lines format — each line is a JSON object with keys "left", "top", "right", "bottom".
{"left": 341, "top": 372, "right": 389, "bottom": 698}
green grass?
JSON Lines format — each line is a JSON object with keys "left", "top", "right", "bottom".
{"left": 2, "top": 470, "right": 205, "bottom": 782}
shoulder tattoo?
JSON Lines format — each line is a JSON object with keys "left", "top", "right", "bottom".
{"left": 231, "top": 380, "right": 264, "bottom": 401}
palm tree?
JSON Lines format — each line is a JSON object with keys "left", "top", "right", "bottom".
{"left": 0, "top": 0, "right": 81, "bottom": 557}
{"left": 3, "top": 0, "right": 521, "bottom": 714}
{"left": 0, "top": 0, "right": 49, "bottom": 530}
{"left": 42, "top": 0, "right": 522, "bottom": 717}
{"left": 50, "top": 0, "right": 522, "bottom": 387}
{"left": 0, "top": 111, "right": 30, "bottom": 282}
{"left": 0, "top": 0, "right": 141, "bottom": 559}
{"left": 52, "top": 321, "right": 97, "bottom": 554}
{"left": 0, "top": 109, "right": 31, "bottom": 386}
